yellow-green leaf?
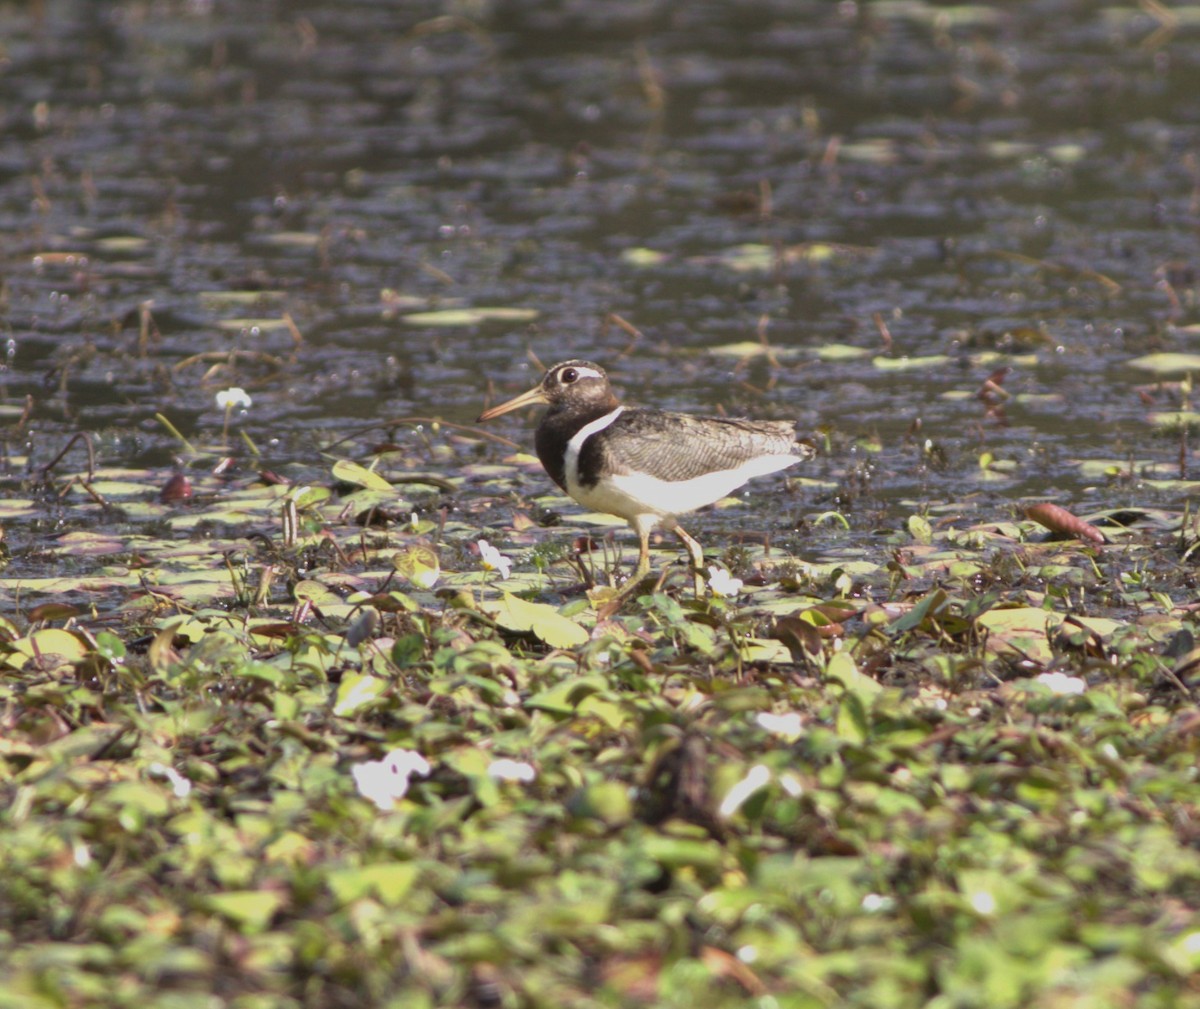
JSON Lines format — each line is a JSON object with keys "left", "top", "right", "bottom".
{"left": 825, "top": 651, "right": 882, "bottom": 702}
{"left": 333, "top": 672, "right": 388, "bottom": 717}
{"left": 1128, "top": 353, "right": 1200, "bottom": 374}
{"left": 487, "top": 592, "right": 589, "bottom": 648}
{"left": 872, "top": 354, "right": 951, "bottom": 371}
{"left": 10, "top": 628, "right": 89, "bottom": 665}
{"left": 331, "top": 459, "right": 393, "bottom": 492}
{"left": 976, "top": 606, "right": 1052, "bottom": 663}
{"left": 395, "top": 545, "right": 440, "bottom": 588}
{"left": 207, "top": 890, "right": 285, "bottom": 932}
{"left": 327, "top": 863, "right": 418, "bottom": 906}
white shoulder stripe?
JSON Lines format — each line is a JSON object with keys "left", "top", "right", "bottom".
{"left": 563, "top": 406, "right": 624, "bottom": 493}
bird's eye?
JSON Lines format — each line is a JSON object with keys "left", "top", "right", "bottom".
{"left": 560, "top": 367, "right": 578, "bottom": 384}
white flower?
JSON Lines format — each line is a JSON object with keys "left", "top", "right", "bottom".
{"left": 352, "top": 748, "right": 431, "bottom": 811}
{"left": 478, "top": 539, "right": 512, "bottom": 579}
{"left": 718, "top": 764, "right": 771, "bottom": 819}
{"left": 861, "top": 893, "right": 894, "bottom": 913}
{"left": 1035, "top": 672, "right": 1086, "bottom": 696}
{"left": 707, "top": 565, "right": 743, "bottom": 598}
{"left": 215, "top": 386, "right": 252, "bottom": 410}
{"left": 778, "top": 772, "right": 804, "bottom": 797}
{"left": 968, "top": 889, "right": 997, "bottom": 916}
{"left": 486, "top": 758, "right": 536, "bottom": 783}
{"left": 755, "top": 711, "right": 805, "bottom": 741}
{"left": 148, "top": 762, "right": 193, "bottom": 798}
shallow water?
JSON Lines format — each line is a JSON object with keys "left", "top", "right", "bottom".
{"left": 2, "top": 0, "right": 1198, "bottom": 554}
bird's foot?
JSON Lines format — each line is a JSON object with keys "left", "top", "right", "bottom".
{"left": 592, "top": 566, "right": 662, "bottom": 619}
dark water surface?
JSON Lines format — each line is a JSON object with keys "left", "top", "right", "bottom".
{"left": 2, "top": 0, "right": 1198, "bottom": 537}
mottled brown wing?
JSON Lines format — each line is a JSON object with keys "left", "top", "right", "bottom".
{"left": 583, "top": 409, "right": 801, "bottom": 484}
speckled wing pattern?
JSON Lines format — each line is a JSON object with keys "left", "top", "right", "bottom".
{"left": 578, "top": 408, "right": 801, "bottom": 487}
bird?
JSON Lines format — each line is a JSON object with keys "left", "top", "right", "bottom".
{"left": 477, "top": 359, "right": 813, "bottom": 597}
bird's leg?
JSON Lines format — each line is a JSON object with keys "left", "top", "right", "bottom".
{"left": 596, "top": 528, "right": 655, "bottom": 619}
{"left": 674, "top": 525, "right": 706, "bottom": 596}
{"left": 634, "top": 527, "right": 652, "bottom": 580}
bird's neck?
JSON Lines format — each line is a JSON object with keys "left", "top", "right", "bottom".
{"left": 536, "top": 398, "right": 621, "bottom": 491}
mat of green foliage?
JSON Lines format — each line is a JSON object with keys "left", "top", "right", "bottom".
{"left": 2, "top": 446, "right": 1199, "bottom": 1009}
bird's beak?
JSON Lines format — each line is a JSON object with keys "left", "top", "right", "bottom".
{"left": 477, "top": 383, "right": 549, "bottom": 422}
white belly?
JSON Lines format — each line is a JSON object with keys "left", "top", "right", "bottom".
{"left": 560, "top": 406, "right": 799, "bottom": 526}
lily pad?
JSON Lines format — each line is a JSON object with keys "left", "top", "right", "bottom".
{"left": 620, "top": 247, "right": 669, "bottom": 267}
{"left": 401, "top": 307, "right": 538, "bottom": 326}
{"left": 1127, "top": 353, "right": 1200, "bottom": 374}
{"left": 8, "top": 628, "right": 90, "bottom": 667}
{"left": 197, "top": 290, "right": 286, "bottom": 306}
{"left": 707, "top": 341, "right": 803, "bottom": 359}
{"left": 872, "top": 354, "right": 952, "bottom": 371}
{"left": 815, "top": 343, "right": 871, "bottom": 362}
{"left": 215, "top": 318, "right": 293, "bottom": 332}
{"left": 975, "top": 606, "right": 1053, "bottom": 663}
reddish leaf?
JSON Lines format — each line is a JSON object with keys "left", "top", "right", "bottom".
{"left": 1025, "top": 502, "right": 1106, "bottom": 544}
{"left": 158, "top": 473, "right": 192, "bottom": 503}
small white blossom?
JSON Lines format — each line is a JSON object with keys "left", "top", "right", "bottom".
{"left": 215, "top": 386, "right": 252, "bottom": 410}
{"left": 486, "top": 758, "right": 536, "bottom": 783}
{"left": 352, "top": 748, "right": 431, "bottom": 811}
{"left": 1035, "top": 672, "right": 1086, "bottom": 696}
{"left": 755, "top": 711, "right": 805, "bottom": 741}
{"left": 718, "top": 764, "right": 771, "bottom": 819}
{"left": 778, "top": 772, "right": 804, "bottom": 797}
{"left": 148, "top": 762, "right": 193, "bottom": 799}
{"left": 861, "top": 893, "right": 894, "bottom": 913}
{"left": 968, "top": 890, "right": 997, "bottom": 916}
{"left": 478, "top": 539, "right": 513, "bottom": 579}
{"left": 706, "top": 565, "right": 743, "bottom": 598}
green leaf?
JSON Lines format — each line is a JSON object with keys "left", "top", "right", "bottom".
{"left": 331, "top": 458, "right": 393, "bottom": 492}
{"left": 907, "top": 514, "right": 933, "bottom": 545}
{"left": 888, "top": 588, "right": 949, "bottom": 634}
{"left": 94, "top": 631, "right": 127, "bottom": 662}
{"left": 486, "top": 592, "right": 589, "bottom": 649}
{"left": 567, "top": 780, "right": 633, "bottom": 826}
{"left": 620, "top": 247, "right": 669, "bottom": 267}
{"left": 825, "top": 651, "right": 882, "bottom": 703}
{"left": 333, "top": 672, "right": 388, "bottom": 717}
{"left": 525, "top": 675, "right": 609, "bottom": 715}
{"left": 10, "top": 628, "right": 90, "bottom": 666}
{"left": 327, "top": 863, "right": 419, "bottom": 906}
{"left": 395, "top": 545, "right": 440, "bottom": 588}
{"left": 401, "top": 307, "right": 538, "bottom": 326}
{"left": 815, "top": 342, "right": 871, "bottom": 361}
{"left": 207, "top": 890, "right": 285, "bottom": 932}
{"left": 836, "top": 693, "right": 870, "bottom": 744}
{"left": 872, "top": 354, "right": 952, "bottom": 371}
{"left": 976, "top": 606, "right": 1053, "bottom": 663}
{"left": 641, "top": 834, "right": 724, "bottom": 870}
{"left": 1127, "top": 352, "right": 1200, "bottom": 374}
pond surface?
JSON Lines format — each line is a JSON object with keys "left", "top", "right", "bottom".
{"left": 2, "top": 0, "right": 1199, "bottom": 597}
